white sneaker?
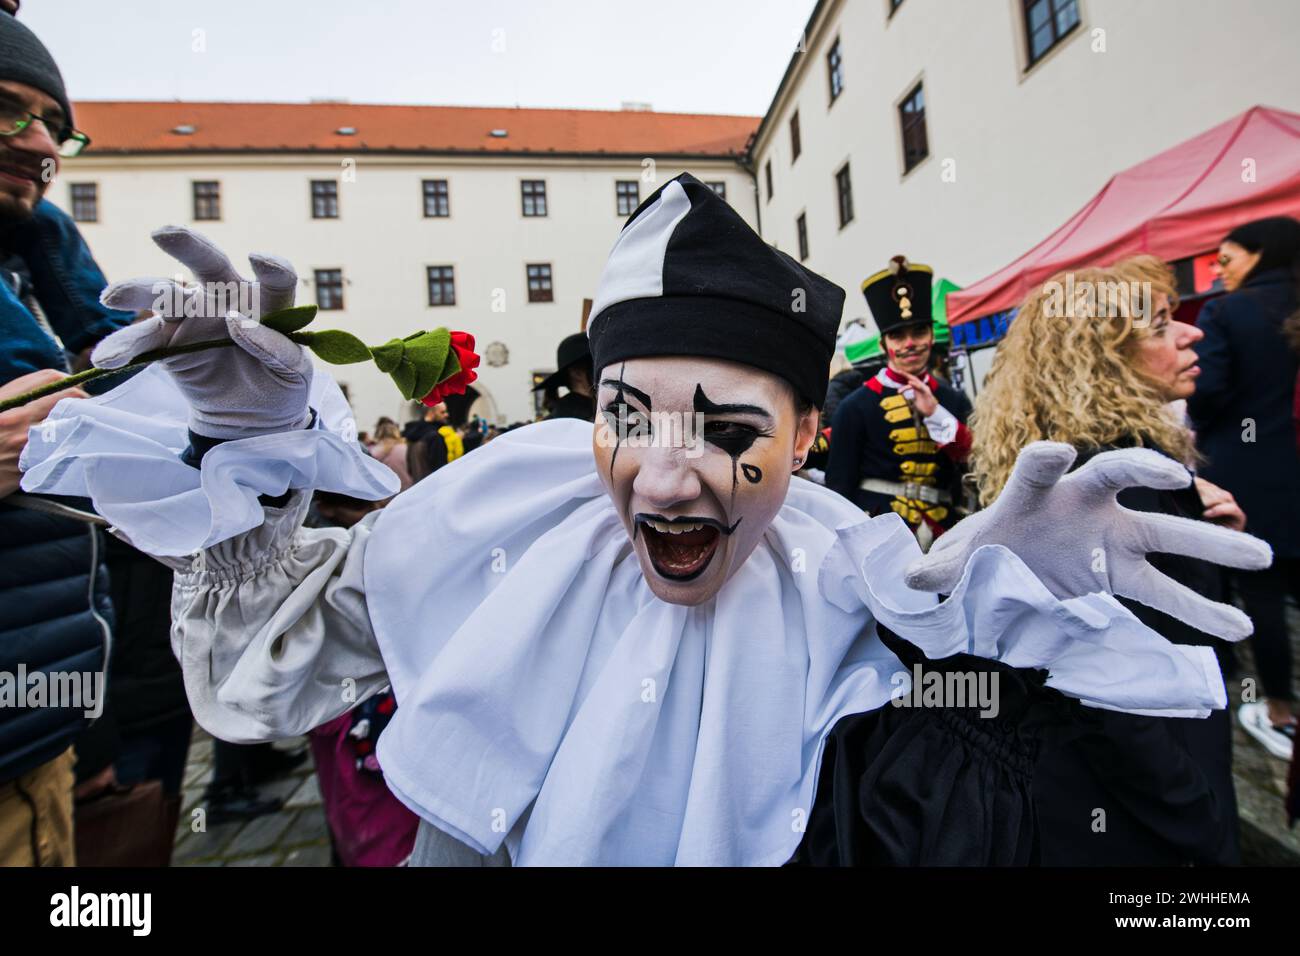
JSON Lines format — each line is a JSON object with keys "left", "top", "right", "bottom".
{"left": 1237, "top": 702, "right": 1296, "bottom": 760}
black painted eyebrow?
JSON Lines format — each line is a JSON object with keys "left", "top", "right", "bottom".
{"left": 599, "top": 378, "right": 652, "bottom": 411}
{"left": 693, "top": 384, "right": 773, "bottom": 423}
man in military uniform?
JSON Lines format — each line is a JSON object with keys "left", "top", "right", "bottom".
{"left": 825, "top": 256, "right": 972, "bottom": 547}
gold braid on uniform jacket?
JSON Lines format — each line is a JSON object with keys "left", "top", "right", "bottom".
{"left": 881, "top": 389, "right": 946, "bottom": 525}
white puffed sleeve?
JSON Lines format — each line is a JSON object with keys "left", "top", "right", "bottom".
{"left": 164, "top": 491, "right": 388, "bottom": 742}
{"left": 20, "top": 365, "right": 400, "bottom": 742}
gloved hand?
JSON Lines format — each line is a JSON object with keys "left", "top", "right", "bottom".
{"left": 91, "top": 227, "right": 313, "bottom": 440}
{"left": 904, "top": 442, "right": 1273, "bottom": 640}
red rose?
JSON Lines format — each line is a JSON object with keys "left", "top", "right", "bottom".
{"left": 421, "top": 331, "right": 480, "bottom": 406}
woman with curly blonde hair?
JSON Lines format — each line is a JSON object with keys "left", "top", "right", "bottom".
{"left": 970, "top": 256, "right": 1196, "bottom": 504}
{"left": 971, "top": 255, "right": 1247, "bottom": 865}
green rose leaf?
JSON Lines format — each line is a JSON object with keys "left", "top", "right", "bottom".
{"left": 260, "top": 304, "right": 318, "bottom": 335}
{"left": 303, "top": 329, "right": 373, "bottom": 365}
{"left": 401, "top": 329, "right": 452, "bottom": 400}
{"left": 371, "top": 339, "right": 405, "bottom": 374}
{"left": 391, "top": 359, "right": 418, "bottom": 399}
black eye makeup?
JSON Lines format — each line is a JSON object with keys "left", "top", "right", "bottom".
{"left": 599, "top": 366, "right": 636, "bottom": 481}
{"left": 693, "top": 384, "right": 774, "bottom": 494}
{"left": 601, "top": 400, "right": 649, "bottom": 433}
{"left": 694, "top": 385, "right": 774, "bottom": 454}
{"left": 599, "top": 378, "right": 652, "bottom": 411}
{"left": 596, "top": 378, "right": 777, "bottom": 493}
{"left": 599, "top": 376, "right": 652, "bottom": 438}
{"left": 701, "top": 419, "right": 768, "bottom": 458}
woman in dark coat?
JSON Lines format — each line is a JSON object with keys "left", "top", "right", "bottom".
{"left": 1188, "top": 216, "right": 1300, "bottom": 761}
{"left": 961, "top": 255, "right": 1245, "bottom": 864}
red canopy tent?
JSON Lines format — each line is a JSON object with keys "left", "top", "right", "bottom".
{"left": 948, "top": 105, "right": 1300, "bottom": 330}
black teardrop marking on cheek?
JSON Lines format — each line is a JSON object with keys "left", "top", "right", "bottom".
{"left": 608, "top": 362, "right": 626, "bottom": 484}
{"left": 741, "top": 463, "right": 762, "bottom": 484}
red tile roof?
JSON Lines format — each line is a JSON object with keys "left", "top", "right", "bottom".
{"left": 71, "top": 101, "right": 760, "bottom": 158}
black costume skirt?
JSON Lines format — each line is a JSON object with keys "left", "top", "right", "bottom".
{"left": 790, "top": 627, "right": 1071, "bottom": 866}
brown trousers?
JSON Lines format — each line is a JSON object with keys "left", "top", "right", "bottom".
{"left": 0, "top": 747, "right": 76, "bottom": 866}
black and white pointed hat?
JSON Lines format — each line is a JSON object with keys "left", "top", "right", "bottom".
{"left": 587, "top": 173, "right": 845, "bottom": 407}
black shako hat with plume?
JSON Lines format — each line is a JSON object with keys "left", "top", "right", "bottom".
{"left": 861, "top": 255, "right": 934, "bottom": 336}
{"left": 586, "top": 173, "right": 845, "bottom": 408}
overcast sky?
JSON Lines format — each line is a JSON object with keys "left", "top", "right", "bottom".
{"left": 21, "top": 0, "right": 811, "bottom": 116}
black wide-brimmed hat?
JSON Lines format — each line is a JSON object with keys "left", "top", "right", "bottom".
{"left": 533, "top": 331, "right": 592, "bottom": 392}
{"left": 586, "top": 173, "right": 845, "bottom": 407}
{"left": 862, "top": 255, "right": 933, "bottom": 336}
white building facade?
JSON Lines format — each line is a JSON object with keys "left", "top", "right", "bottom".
{"left": 749, "top": 0, "right": 1300, "bottom": 349}
{"left": 51, "top": 106, "right": 758, "bottom": 429}
{"left": 49, "top": 0, "right": 1300, "bottom": 423}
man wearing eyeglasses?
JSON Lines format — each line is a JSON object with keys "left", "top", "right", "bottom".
{"left": 0, "top": 10, "right": 130, "bottom": 866}
{"left": 0, "top": 13, "right": 89, "bottom": 215}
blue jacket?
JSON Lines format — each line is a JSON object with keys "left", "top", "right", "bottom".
{"left": 1187, "top": 268, "right": 1300, "bottom": 558}
{"left": 0, "top": 199, "right": 130, "bottom": 782}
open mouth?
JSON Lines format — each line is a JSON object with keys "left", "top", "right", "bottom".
{"left": 635, "top": 513, "right": 733, "bottom": 582}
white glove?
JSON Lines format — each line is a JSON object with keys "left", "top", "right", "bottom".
{"left": 92, "top": 227, "right": 313, "bottom": 440}
{"left": 905, "top": 442, "right": 1272, "bottom": 640}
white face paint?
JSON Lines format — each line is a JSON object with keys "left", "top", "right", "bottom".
{"left": 592, "top": 355, "right": 818, "bottom": 606}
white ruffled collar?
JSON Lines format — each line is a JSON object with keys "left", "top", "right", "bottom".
{"left": 364, "top": 418, "right": 919, "bottom": 865}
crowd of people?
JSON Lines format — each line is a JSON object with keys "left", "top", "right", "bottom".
{"left": 0, "top": 6, "right": 1297, "bottom": 868}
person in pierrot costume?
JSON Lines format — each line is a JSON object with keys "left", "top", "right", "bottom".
{"left": 825, "top": 256, "right": 972, "bottom": 546}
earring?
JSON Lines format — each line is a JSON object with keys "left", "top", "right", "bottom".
{"left": 793, "top": 456, "right": 804, "bottom": 468}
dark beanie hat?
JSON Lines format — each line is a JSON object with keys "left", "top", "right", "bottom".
{"left": 1225, "top": 216, "right": 1300, "bottom": 277}
{"left": 0, "top": 14, "right": 73, "bottom": 128}
{"left": 587, "top": 173, "right": 845, "bottom": 407}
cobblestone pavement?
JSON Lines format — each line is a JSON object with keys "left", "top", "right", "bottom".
{"left": 171, "top": 728, "right": 331, "bottom": 867}
{"left": 1227, "top": 606, "right": 1300, "bottom": 864}
{"left": 1234, "top": 720, "right": 1299, "bottom": 864}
